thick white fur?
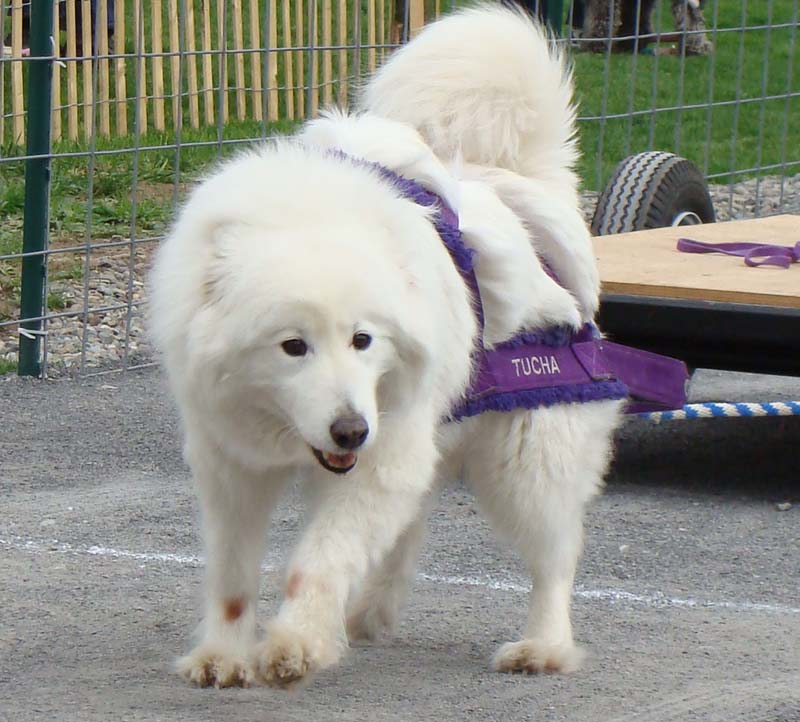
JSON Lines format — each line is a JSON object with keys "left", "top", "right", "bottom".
{"left": 361, "top": 3, "right": 600, "bottom": 321}
{"left": 150, "top": 5, "right": 621, "bottom": 689}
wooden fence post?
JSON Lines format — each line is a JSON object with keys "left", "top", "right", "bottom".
{"left": 115, "top": 0, "right": 128, "bottom": 135}
{"left": 152, "top": 0, "right": 167, "bottom": 131}
{"left": 51, "top": 2, "right": 62, "bottom": 142}
{"left": 65, "top": 0, "right": 79, "bottom": 140}
{"left": 267, "top": 0, "right": 278, "bottom": 120}
{"left": 97, "top": 0, "right": 111, "bottom": 136}
{"left": 295, "top": 0, "right": 305, "bottom": 117}
{"left": 322, "top": 0, "right": 333, "bottom": 106}
{"left": 232, "top": 0, "right": 246, "bottom": 120}
{"left": 337, "top": 0, "right": 347, "bottom": 105}
{"left": 11, "top": 0, "right": 26, "bottom": 144}
{"left": 167, "top": 0, "right": 180, "bottom": 128}
{"left": 408, "top": 0, "right": 425, "bottom": 37}
{"left": 281, "top": 0, "right": 295, "bottom": 119}
{"left": 248, "top": 0, "right": 264, "bottom": 121}
{"left": 197, "top": 0, "right": 211, "bottom": 127}
{"left": 80, "top": 0, "right": 93, "bottom": 140}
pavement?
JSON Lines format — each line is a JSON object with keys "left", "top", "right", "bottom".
{"left": 0, "top": 366, "right": 798, "bottom": 722}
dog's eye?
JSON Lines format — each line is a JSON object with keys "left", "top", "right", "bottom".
{"left": 281, "top": 339, "right": 308, "bottom": 357}
{"left": 352, "top": 332, "right": 372, "bottom": 350}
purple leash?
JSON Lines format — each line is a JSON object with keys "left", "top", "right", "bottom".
{"left": 678, "top": 237, "right": 800, "bottom": 269}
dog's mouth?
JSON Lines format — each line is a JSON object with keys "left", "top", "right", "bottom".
{"left": 312, "top": 447, "right": 358, "bottom": 474}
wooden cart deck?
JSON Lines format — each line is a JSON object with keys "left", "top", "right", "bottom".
{"left": 594, "top": 214, "right": 799, "bottom": 308}
{"left": 594, "top": 215, "right": 800, "bottom": 377}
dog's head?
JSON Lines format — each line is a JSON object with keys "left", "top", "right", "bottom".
{"left": 155, "top": 144, "right": 475, "bottom": 475}
{"left": 201, "top": 227, "right": 422, "bottom": 474}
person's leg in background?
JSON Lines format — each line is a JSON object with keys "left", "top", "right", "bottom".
{"left": 571, "top": 0, "right": 586, "bottom": 32}
{"left": 582, "top": 0, "right": 623, "bottom": 52}
{"left": 56, "top": 0, "right": 115, "bottom": 56}
{"left": 672, "top": 0, "right": 713, "bottom": 55}
{"left": 617, "top": 0, "right": 657, "bottom": 53}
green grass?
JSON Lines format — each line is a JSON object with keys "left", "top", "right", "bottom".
{"left": 573, "top": 0, "right": 799, "bottom": 189}
{"left": 47, "top": 291, "right": 68, "bottom": 311}
{"left": 0, "top": 225, "right": 25, "bottom": 321}
{"left": 0, "top": 118, "right": 296, "bottom": 246}
{"left": 0, "top": 358, "right": 17, "bottom": 375}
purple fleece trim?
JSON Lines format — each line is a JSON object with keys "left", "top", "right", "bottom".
{"left": 494, "top": 323, "right": 601, "bottom": 350}
{"left": 495, "top": 327, "right": 574, "bottom": 349}
{"left": 450, "top": 380, "right": 628, "bottom": 421}
{"left": 330, "top": 150, "right": 476, "bottom": 276}
{"left": 374, "top": 165, "right": 477, "bottom": 276}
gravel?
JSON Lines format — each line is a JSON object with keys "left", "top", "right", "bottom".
{"left": 1, "top": 172, "right": 798, "bottom": 376}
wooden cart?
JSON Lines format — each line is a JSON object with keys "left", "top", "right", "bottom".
{"left": 594, "top": 214, "right": 800, "bottom": 379}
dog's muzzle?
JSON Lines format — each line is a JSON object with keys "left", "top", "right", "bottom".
{"left": 311, "top": 413, "right": 368, "bottom": 474}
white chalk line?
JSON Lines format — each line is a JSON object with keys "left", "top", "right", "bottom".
{"left": 417, "top": 572, "right": 800, "bottom": 614}
{"left": 2, "top": 535, "right": 799, "bottom": 616}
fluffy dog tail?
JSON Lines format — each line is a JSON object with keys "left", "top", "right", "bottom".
{"left": 360, "top": 4, "right": 579, "bottom": 195}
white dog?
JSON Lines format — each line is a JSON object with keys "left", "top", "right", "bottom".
{"left": 149, "top": 4, "right": 623, "bottom": 689}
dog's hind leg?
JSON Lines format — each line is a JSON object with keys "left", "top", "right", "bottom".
{"left": 345, "top": 497, "right": 432, "bottom": 642}
{"left": 460, "top": 164, "right": 600, "bottom": 324}
{"left": 176, "top": 449, "right": 287, "bottom": 688}
{"left": 462, "top": 402, "right": 621, "bottom": 674}
{"left": 346, "top": 434, "right": 465, "bottom": 642}
{"left": 345, "top": 433, "right": 467, "bottom": 641}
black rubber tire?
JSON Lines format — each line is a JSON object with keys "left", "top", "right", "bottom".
{"left": 590, "top": 151, "right": 715, "bottom": 236}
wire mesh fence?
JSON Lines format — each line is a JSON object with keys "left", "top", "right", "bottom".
{"left": 1, "top": 0, "right": 798, "bottom": 378}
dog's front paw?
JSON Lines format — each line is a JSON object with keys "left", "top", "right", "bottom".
{"left": 177, "top": 645, "right": 254, "bottom": 688}
{"left": 492, "top": 638, "right": 585, "bottom": 675}
{"left": 254, "top": 620, "right": 339, "bottom": 688}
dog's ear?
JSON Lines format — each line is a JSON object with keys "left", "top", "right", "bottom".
{"left": 200, "top": 222, "right": 244, "bottom": 307}
{"left": 377, "top": 317, "right": 436, "bottom": 414}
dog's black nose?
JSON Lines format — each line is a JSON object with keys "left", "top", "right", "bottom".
{"left": 330, "top": 414, "right": 369, "bottom": 450}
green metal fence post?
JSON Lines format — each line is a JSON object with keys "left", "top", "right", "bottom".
{"left": 546, "top": 0, "right": 565, "bottom": 35}
{"left": 18, "top": 0, "right": 55, "bottom": 377}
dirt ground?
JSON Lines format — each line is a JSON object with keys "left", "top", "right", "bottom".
{"left": 0, "top": 367, "right": 798, "bottom": 722}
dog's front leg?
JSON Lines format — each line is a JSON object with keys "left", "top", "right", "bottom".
{"left": 254, "top": 435, "right": 437, "bottom": 688}
{"left": 177, "top": 456, "right": 286, "bottom": 688}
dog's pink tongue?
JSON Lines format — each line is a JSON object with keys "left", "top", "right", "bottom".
{"left": 325, "top": 452, "right": 356, "bottom": 468}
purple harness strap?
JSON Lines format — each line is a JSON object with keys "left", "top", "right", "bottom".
{"left": 332, "top": 151, "right": 688, "bottom": 419}
{"left": 450, "top": 326, "right": 627, "bottom": 421}
{"left": 450, "top": 326, "right": 688, "bottom": 420}
{"left": 678, "top": 237, "right": 800, "bottom": 269}
{"left": 597, "top": 340, "right": 689, "bottom": 414}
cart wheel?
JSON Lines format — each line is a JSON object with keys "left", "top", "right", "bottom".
{"left": 591, "top": 151, "right": 715, "bottom": 236}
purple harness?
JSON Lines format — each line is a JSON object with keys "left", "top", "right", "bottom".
{"left": 345, "top": 153, "right": 688, "bottom": 419}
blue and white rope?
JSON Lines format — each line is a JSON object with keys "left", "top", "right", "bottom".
{"left": 640, "top": 401, "right": 800, "bottom": 423}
